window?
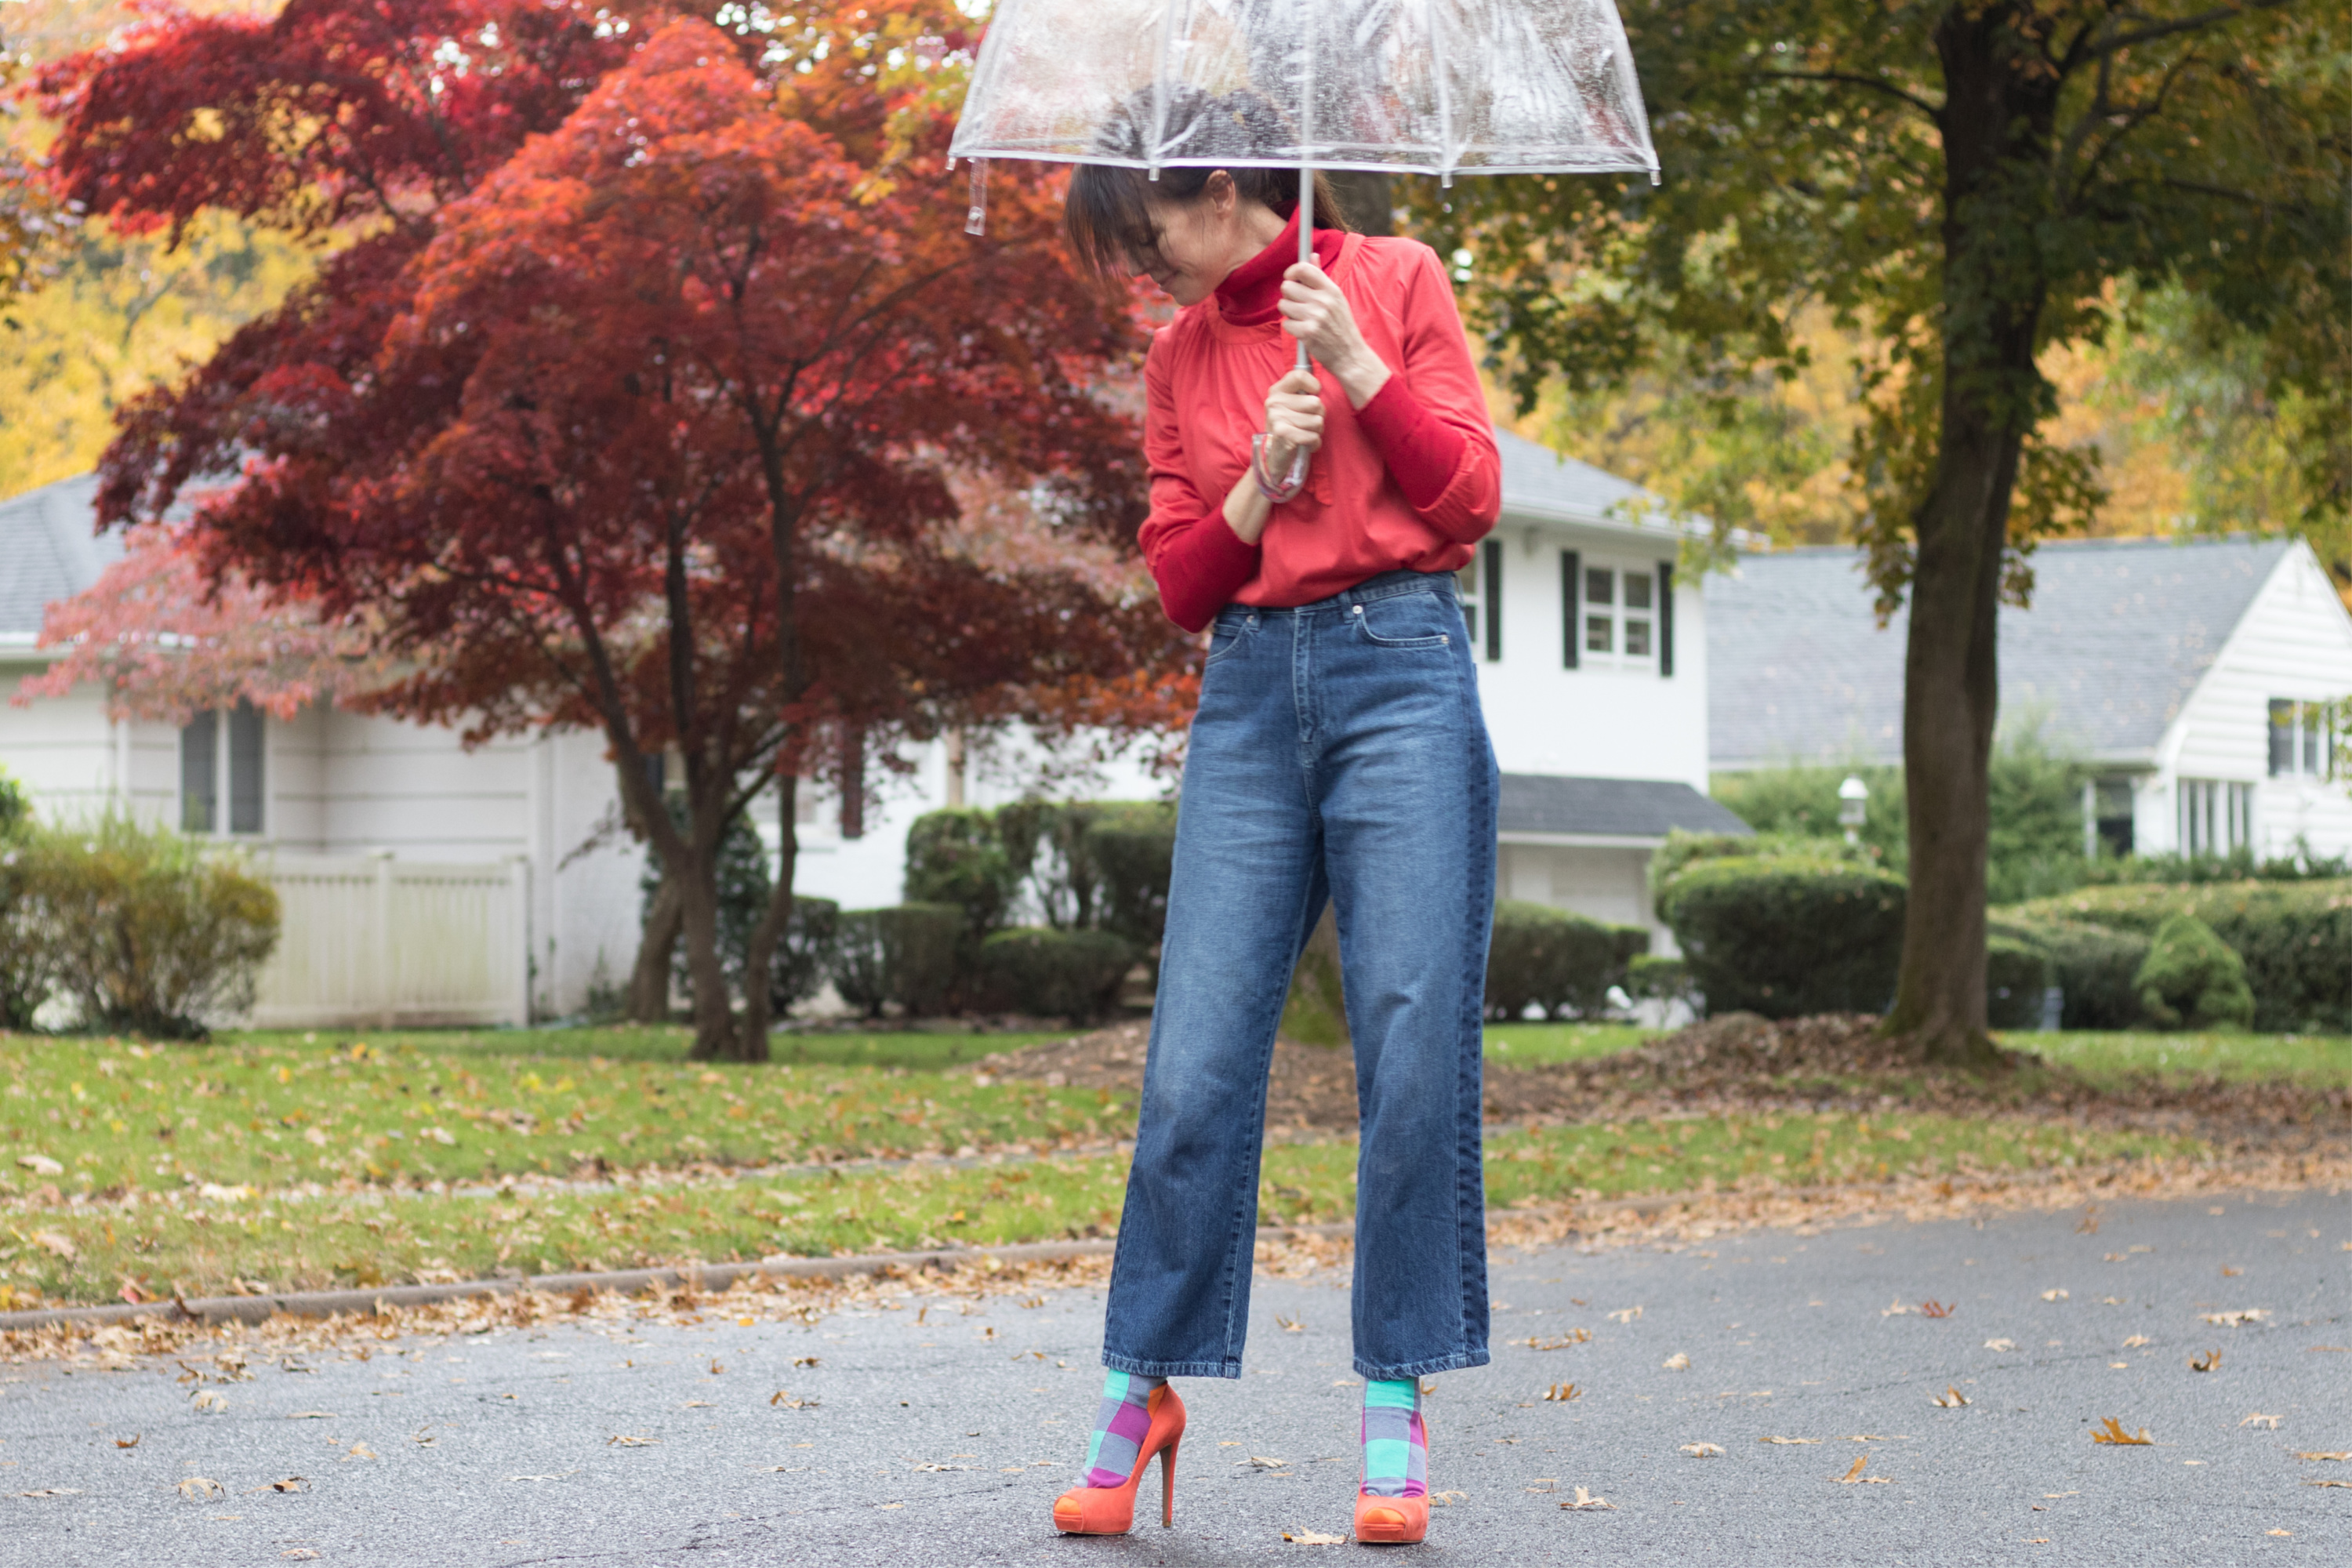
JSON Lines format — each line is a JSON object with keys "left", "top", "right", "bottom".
{"left": 1456, "top": 539, "right": 1501, "bottom": 660}
{"left": 2177, "top": 779, "right": 2252, "bottom": 857}
{"left": 1573, "top": 561, "right": 1667, "bottom": 668}
{"left": 2086, "top": 777, "right": 2135, "bottom": 858}
{"left": 180, "top": 700, "right": 264, "bottom": 836}
{"left": 2269, "top": 699, "right": 2337, "bottom": 779}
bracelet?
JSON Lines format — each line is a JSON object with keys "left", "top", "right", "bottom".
{"left": 1250, "top": 434, "right": 1309, "bottom": 505}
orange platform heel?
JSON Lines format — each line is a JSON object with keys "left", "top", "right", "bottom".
{"left": 1051, "top": 1383, "right": 1185, "bottom": 1534}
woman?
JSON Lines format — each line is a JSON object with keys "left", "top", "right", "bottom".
{"left": 1051, "top": 143, "right": 1501, "bottom": 1547}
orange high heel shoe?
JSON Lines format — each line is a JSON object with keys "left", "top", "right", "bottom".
{"left": 1051, "top": 1383, "right": 1185, "bottom": 1535}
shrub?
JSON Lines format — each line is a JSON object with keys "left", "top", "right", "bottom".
{"left": 1484, "top": 901, "right": 1648, "bottom": 1020}
{"left": 902, "top": 808, "right": 1020, "bottom": 949}
{"left": 1657, "top": 855, "right": 1905, "bottom": 1019}
{"left": 0, "top": 844, "right": 47, "bottom": 1031}
{"left": 1984, "top": 935, "right": 2053, "bottom": 1030}
{"left": 2134, "top": 913, "right": 2256, "bottom": 1031}
{"left": 2007, "top": 880, "right": 2352, "bottom": 1032}
{"left": 640, "top": 804, "right": 775, "bottom": 1005}
{"left": 0, "top": 766, "right": 27, "bottom": 838}
{"left": 830, "top": 903, "right": 963, "bottom": 1018}
{"left": 1625, "top": 953, "right": 1696, "bottom": 1009}
{"left": 1993, "top": 918, "right": 2151, "bottom": 1030}
{"left": 978, "top": 927, "right": 1136, "bottom": 1023}
{"left": 1084, "top": 808, "right": 1177, "bottom": 961}
{"left": 771, "top": 895, "right": 839, "bottom": 1013}
{"left": 18, "top": 817, "right": 279, "bottom": 1038}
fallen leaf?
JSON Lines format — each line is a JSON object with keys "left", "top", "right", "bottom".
{"left": 1560, "top": 1486, "right": 1617, "bottom": 1510}
{"left": 1525, "top": 1330, "right": 1592, "bottom": 1350}
{"left": 1661, "top": 1352, "right": 1690, "bottom": 1370}
{"left": 1984, "top": 1339, "right": 2017, "bottom": 1352}
{"left": 31, "top": 1231, "right": 76, "bottom": 1261}
{"left": 2188, "top": 1349, "right": 2222, "bottom": 1373}
{"left": 1880, "top": 1299, "right": 1911, "bottom": 1317}
{"left": 1242, "top": 1455, "right": 1289, "bottom": 1471}
{"left": 2200, "top": 1309, "right": 2267, "bottom": 1327}
{"left": 790, "top": 1356, "right": 819, "bottom": 1368}
{"left": 2293, "top": 1451, "right": 2351, "bottom": 1461}
{"left": 1276, "top": 1315, "right": 1305, "bottom": 1333}
{"left": 2043, "top": 1491, "right": 2080, "bottom": 1499}
{"left": 342, "top": 1443, "right": 376, "bottom": 1462}
{"left": 2267, "top": 1530, "right": 2291, "bottom": 1537}
{"left": 16, "top": 1489, "right": 84, "bottom": 1498}
{"left": 2311, "top": 1345, "right": 2352, "bottom": 1353}
{"left": 16, "top": 1154, "right": 62, "bottom": 1174}
{"left": 2122, "top": 1335, "right": 2152, "bottom": 1348}
{"left": 507, "top": 1473, "right": 575, "bottom": 1482}
{"left": 2307, "top": 1479, "right": 2352, "bottom": 1489}
{"left": 251, "top": 1478, "right": 310, "bottom": 1494}
{"left": 114, "top": 1435, "right": 140, "bottom": 1449}
{"left": 2221, "top": 1265, "right": 2242, "bottom": 1277}
{"left": 1836, "top": 1455, "right": 1892, "bottom": 1485}
{"left": 285, "top": 1412, "right": 336, "bottom": 1420}
{"left": 2089, "top": 1418, "right": 2153, "bottom": 1446}
{"left": 1680, "top": 1443, "right": 1723, "bottom": 1457}
{"left": 681, "top": 1400, "right": 713, "bottom": 1409}
{"left": 1918, "top": 1301, "right": 1953, "bottom": 1319}
{"left": 608, "top": 1435, "right": 659, "bottom": 1446}
{"left": 1543, "top": 1383, "right": 1580, "bottom": 1403}
{"left": 178, "top": 1477, "right": 224, "bottom": 1501}
{"left": 769, "top": 1390, "right": 817, "bottom": 1408}
{"left": 709, "top": 1359, "right": 724, "bottom": 1375}
{"left": 2041, "top": 1289, "right": 2068, "bottom": 1302}
{"left": 1281, "top": 1529, "right": 1346, "bottom": 1544}
{"left": 1759, "top": 1436, "right": 1821, "bottom": 1445}
{"left": 1931, "top": 1387, "right": 1971, "bottom": 1408}
{"left": 1428, "top": 1490, "right": 1466, "bottom": 1506}
{"left": 1523, "top": 1479, "right": 1557, "bottom": 1494}
{"left": 1607, "top": 1307, "right": 1642, "bottom": 1324}
{"left": 2076, "top": 1207, "right": 2100, "bottom": 1233}
{"left": 190, "top": 1390, "right": 227, "bottom": 1413}
{"left": 2239, "top": 1414, "right": 2281, "bottom": 1429}
{"left": 283, "top": 1551, "right": 321, "bottom": 1559}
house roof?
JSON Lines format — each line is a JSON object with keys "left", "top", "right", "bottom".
{"left": 1494, "top": 429, "right": 1685, "bottom": 533}
{"left": 0, "top": 473, "right": 115, "bottom": 648}
{"left": 1708, "top": 535, "right": 2296, "bottom": 769}
{"left": 1498, "top": 773, "right": 1754, "bottom": 841}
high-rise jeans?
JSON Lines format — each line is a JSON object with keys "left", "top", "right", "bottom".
{"left": 1102, "top": 568, "right": 1498, "bottom": 1382}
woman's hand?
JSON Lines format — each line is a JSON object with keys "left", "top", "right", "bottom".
{"left": 1261, "top": 367, "right": 1324, "bottom": 477}
{"left": 1279, "top": 263, "right": 1392, "bottom": 408}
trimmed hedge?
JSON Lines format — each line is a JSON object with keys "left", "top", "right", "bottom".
{"left": 1984, "top": 935, "right": 2053, "bottom": 1030}
{"left": 1485, "top": 901, "right": 1648, "bottom": 1020}
{"left": 771, "top": 895, "right": 840, "bottom": 1011}
{"left": 1626, "top": 953, "right": 1696, "bottom": 1009}
{"left": 1992, "top": 917, "right": 2151, "bottom": 1030}
{"left": 1657, "top": 855, "right": 1906, "bottom": 1019}
{"left": 2007, "top": 880, "right": 2352, "bottom": 1033}
{"left": 831, "top": 903, "right": 963, "bottom": 1018}
{"left": 10, "top": 818, "right": 280, "bottom": 1039}
{"left": 2134, "top": 913, "right": 2255, "bottom": 1031}
{"left": 978, "top": 927, "right": 1136, "bottom": 1023}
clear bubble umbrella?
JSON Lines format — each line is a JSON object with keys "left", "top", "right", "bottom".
{"left": 949, "top": 0, "right": 1661, "bottom": 332}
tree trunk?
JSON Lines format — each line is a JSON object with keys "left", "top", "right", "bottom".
{"left": 732, "top": 775, "right": 796, "bottom": 1059}
{"left": 1881, "top": 5, "right": 2055, "bottom": 1070}
{"left": 629, "top": 869, "right": 684, "bottom": 1022}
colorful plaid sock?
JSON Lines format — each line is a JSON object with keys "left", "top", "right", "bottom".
{"left": 1360, "top": 1377, "right": 1427, "bottom": 1498}
{"left": 1080, "top": 1370, "right": 1166, "bottom": 1487}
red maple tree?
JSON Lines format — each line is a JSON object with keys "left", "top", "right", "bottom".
{"left": 41, "top": 4, "right": 1186, "bottom": 1058}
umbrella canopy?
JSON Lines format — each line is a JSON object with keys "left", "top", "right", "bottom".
{"left": 949, "top": 0, "right": 1657, "bottom": 182}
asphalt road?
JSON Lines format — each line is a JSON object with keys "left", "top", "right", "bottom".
{"left": 2, "top": 1192, "right": 2346, "bottom": 1566}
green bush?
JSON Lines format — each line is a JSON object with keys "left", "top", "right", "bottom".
{"left": 830, "top": 903, "right": 964, "bottom": 1018}
{"left": 16, "top": 817, "right": 280, "bottom": 1039}
{"left": 639, "top": 803, "right": 775, "bottom": 1007}
{"left": 0, "top": 844, "right": 49, "bottom": 1031}
{"left": 1993, "top": 917, "right": 2151, "bottom": 1029}
{"left": 771, "top": 895, "right": 839, "bottom": 1012}
{"left": 2133, "top": 913, "right": 2256, "bottom": 1031}
{"left": 1084, "top": 810, "right": 1177, "bottom": 962}
{"left": 2007, "top": 880, "right": 2352, "bottom": 1032}
{"left": 978, "top": 927, "right": 1137, "bottom": 1023}
{"left": 1484, "top": 901, "right": 1649, "bottom": 1020}
{"left": 1625, "top": 953, "right": 1696, "bottom": 1009}
{"left": 903, "top": 808, "right": 1020, "bottom": 949}
{"left": 1984, "top": 935, "right": 2053, "bottom": 1030}
{"left": 1657, "top": 854, "right": 1906, "bottom": 1019}
{"left": 0, "top": 766, "right": 27, "bottom": 838}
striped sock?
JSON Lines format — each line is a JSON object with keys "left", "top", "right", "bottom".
{"left": 1360, "top": 1377, "right": 1427, "bottom": 1499}
{"left": 1080, "top": 1370, "right": 1166, "bottom": 1487}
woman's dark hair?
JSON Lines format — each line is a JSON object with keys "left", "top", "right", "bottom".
{"left": 1063, "top": 88, "right": 1352, "bottom": 281}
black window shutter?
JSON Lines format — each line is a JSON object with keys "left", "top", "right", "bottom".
{"left": 1657, "top": 561, "right": 1675, "bottom": 677}
{"left": 1560, "top": 550, "right": 1580, "bottom": 669}
{"left": 1482, "top": 538, "right": 1503, "bottom": 662}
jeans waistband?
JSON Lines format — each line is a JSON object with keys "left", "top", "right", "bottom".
{"left": 1220, "top": 569, "right": 1458, "bottom": 627}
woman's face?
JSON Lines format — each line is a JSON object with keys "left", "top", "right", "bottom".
{"left": 1123, "top": 176, "right": 1285, "bottom": 307}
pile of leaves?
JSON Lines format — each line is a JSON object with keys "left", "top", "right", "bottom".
{"left": 974, "top": 1014, "right": 2352, "bottom": 1149}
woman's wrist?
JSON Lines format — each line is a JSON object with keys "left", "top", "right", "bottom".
{"left": 1222, "top": 472, "right": 1271, "bottom": 545}
{"left": 1330, "top": 344, "right": 1392, "bottom": 410}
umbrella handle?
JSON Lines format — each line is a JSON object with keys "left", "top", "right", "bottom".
{"left": 1294, "top": 165, "right": 1313, "bottom": 374}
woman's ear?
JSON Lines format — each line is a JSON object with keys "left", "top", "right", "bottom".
{"left": 1204, "top": 169, "right": 1238, "bottom": 220}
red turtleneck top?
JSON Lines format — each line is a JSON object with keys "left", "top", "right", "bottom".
{"left": 1137, "top": 212, "right": 1501, "bottom": 632}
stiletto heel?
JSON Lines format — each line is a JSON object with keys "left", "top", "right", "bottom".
{"left": 1052, "top": 1384, "right": 1187, "bottom": 1535}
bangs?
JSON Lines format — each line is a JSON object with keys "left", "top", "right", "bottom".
{"left": 1064, "top": 164, "right": 1164, "bottom": 281}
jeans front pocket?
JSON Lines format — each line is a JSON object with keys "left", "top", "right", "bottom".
{"left": 1205, "top": 612, "right": 1256, "bottom": 666}
{"left": 1353, "top": 590, "right": 1454, "bottom": 651}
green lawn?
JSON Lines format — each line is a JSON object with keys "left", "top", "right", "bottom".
{"left": 2002, "top": 1028, "right": 2352, "bottom": 1089}
{"left": 1481, "top": 1022, "right": 1656, "bottom": 1064}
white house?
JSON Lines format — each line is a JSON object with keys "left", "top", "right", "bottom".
{"left": 2, "top": 431, "right": 1742, "bottom": 1022}
{"left": 1707, "top": 536, "right": 2352, "bottom": 860}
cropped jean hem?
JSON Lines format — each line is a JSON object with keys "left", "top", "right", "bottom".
{"left": 1102, "top": 1352, "right": 1242, "bottom": 1380}
{"left": 1353, "top": 1348, "right": 1490, "bottom": 1381}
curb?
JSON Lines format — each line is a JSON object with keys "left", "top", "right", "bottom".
{"left": 0, "top": 1185, "right": 1888, "bottom": 1337}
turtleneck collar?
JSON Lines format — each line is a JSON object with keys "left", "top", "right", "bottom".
{"left": 1214, "top": 208, "right": 1347, "bottom": 326}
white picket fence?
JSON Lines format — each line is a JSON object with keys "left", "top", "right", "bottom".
{"left": 247, "top": 854, "right": 530, "bottom": 1029}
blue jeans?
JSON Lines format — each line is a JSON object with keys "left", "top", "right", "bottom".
{"left": 1102, "top": 569, "right": 1498, "bottom": 1382}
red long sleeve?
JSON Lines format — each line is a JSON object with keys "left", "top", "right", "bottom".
{"left": 1145, "top": 505, "right": 1263, "bottom": 635}
{"left": 1354, "top": 376, "right": 1468, "bottom": 513}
